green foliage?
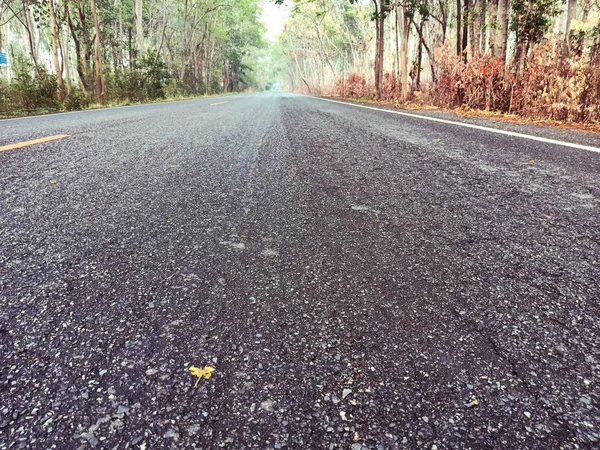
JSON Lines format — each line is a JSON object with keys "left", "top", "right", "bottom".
{"left": 510, "top": 0, "right": 562, "bottom": 45}
{"left": 2, "top": 0, "right": 267, "bottom": 114}
{"left": 0, "top": 56, "right": 58, "bottom": 113}
{"left": 64, "top": 89, "right": 92, "bottom": 111}
{"left": 108, "top": 52, "right": 172, "bottom": 103}
{"left": 139, "top": 50, "right": 172, "bottom": 99}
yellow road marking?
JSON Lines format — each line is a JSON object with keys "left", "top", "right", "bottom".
{"left": 210, "top": 101, "right": 228, "bottom": 106}
{"left": 0, "top": 135, "right": 70, "bottom": 153}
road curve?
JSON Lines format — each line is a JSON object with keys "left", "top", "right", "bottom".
{"left": 1, "top": 93, "right": 599, "bottom": 449}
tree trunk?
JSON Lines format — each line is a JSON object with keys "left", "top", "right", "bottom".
{"left": 395, "top": 5, "right": 400, "bottom": 96}
{"left": 22, "top": 0, "right": 40, "bottom": 69}
{"left": 489, "top": 0, "right": 498, "bottom": 56}
{"left": 128, "top": 27, "right": 133, "bottom": 69}
{"left": 63, "top": 41, "right": 72, "bottom": 95}
{"left": 114, "top": 0, "right": 123, "bottom": 73}
{"left": 372, "top": 0, "right": 385, "bottom": 98}
{"left": 565, "top": 0, "right": 577, "bottom": 34}
{"left": 456, "top": 0, "right": 462, "bottom": 56}
{"left": 470, "top": 0, "right": 478, "bottom": 55}
{"left": 497, "top": 0, "right": 509, "bottom": 64}
{"left": 400, "top": 6, "right": 410, "bottom": 101}
{"left": 90, "top": 0, "right": 105, "bottom": 103}
{"left": 48, "top": 0, "right": 65, "bottom": 101}
{"left": 514, "top": 0, "right": 533, "bottom": 72}
{"left": 416, "top": 21, "right": 423, "bottom": 89}
{"left": 463, "top": 0, "right": 470, "bottom": 62}
{"left": 133, "top": 0, "right": 144, "bottom": 61}
{"left": 478, "top": 0, "right": 487, "bottom": 54}
{"left": 25, "top": 1, "right": 41, "bottom": 62}
{"left": 582, "top": 0, "right": 591, "bottom": 22}
{"left": 374, "top": 12, "right": 380, "bottom": 95}
{"left": 378, "top": 1, "right": 384, "bottom": 95}
{"left": 68, "top": 4, "right": 94, "bottom": 93}
{"left": 411, "top": 15, "right": 437, "bottom": 84}
{"left": 63, "top": 2, "right": 72, "bottom": 95}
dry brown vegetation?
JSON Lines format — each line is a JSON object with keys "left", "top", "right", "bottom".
{"left": 280, "top": 0, "right": 600, "bottom": 127}
{"left": 332, "top": 37, "right": 600, "bottom": 125}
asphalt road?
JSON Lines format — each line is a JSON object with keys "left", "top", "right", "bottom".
{"left": 1, "top": 93, "right": 599, "bottom": 449}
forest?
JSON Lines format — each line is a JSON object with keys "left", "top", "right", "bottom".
{"left": 1, "top": 0, "right": 599, "bottom": 124}
{"left": 0, "top": 0, "right": 267, "bottom": 114}
{"left": 274, "top": 0, "right": 600, "bottom": 124}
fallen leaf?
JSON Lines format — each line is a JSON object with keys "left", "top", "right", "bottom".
{"left": 189, "top": 366, "right": 215, "bottom": 387}
{"left": 529, "top": 159, "right": 535, "bottom": 164}
{"left": 50, "top": 180, "right": 57, "bottom": 185}
{"left": 203, "top": 366, "right": 215, "bottom": 379}
{"left": 465, "top": 395, "right": 480, "bottom": 407}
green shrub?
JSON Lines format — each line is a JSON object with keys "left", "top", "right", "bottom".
{"left": 64, "top": 89, "right": 91, "bottom": 111}
{"left": 2, "top": 56, "right": 58, "bottom": 113}
{"left": 139, "top": 50, "right": 172, "bottom": 99}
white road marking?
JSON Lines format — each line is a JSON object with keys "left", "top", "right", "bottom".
{"left": 310, "top": 96, "right": 600, "bottom": 154}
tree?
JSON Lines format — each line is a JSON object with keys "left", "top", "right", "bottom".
{"left": 399, "top": 2, "right": 410, "bottom": 99}
{"left": 48, "top": 0, "right": 66, "bottom": 100}
{"left": 565, "top": 0, "right": 577, "bottom": 37}
{"left": 496, "top": 0, "right": 509, "bottom": 63}
{"left": 133, "top": 0, "right": 143, "bottom": 61}
{"left": 90, "top": 0, "right": 105, "bottom": 102}
{"left": 275, "top": 0, "right": 390, "bottom": 97}
{"left": 456, "top": 0, "right": 462, "bottom": 55}
{"left": 372, "top": 0, "right": 389, "bottom": 97}
{"left": 511, "top": 0, "right": 561, "bottom": 69}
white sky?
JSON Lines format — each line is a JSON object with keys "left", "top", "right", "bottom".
{"left": 260, "top": 1, "right": 291, "bottom": 41}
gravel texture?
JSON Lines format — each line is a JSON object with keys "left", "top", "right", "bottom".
{"left": 1, "top": 93, "right": 599, "bottom": 449}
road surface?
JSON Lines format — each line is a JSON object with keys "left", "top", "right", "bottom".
{"left": 1, "top": 93, "right": 599, "bottom": 449}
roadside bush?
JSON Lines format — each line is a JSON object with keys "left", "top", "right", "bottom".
{"left": 517, "top": 40, "right": 600, "bottom": 122}
{"left": 2, "top": 56, "right": 58, "bottom": 113}
{"left": 327, "top": 26, "right": 600, "bottom": 125}
{"left": 139, "top": 50, "right": 172, "bottom": 99}
{"left": 106, "top": 52, "right": 172, "bottom": 103}
{"left": 434, "top": 44, "right": 508, "bottom": 111}
{"left": 64, "top": 89, "right": 91, "bottom": 111}
{"left": 334, "top": 72, "right": 372, "bottom": 98}
{"left": 425, "top": 39, "right": 600, "bottom": 123}
{"left": 0, "top": 78, "right": 11, "bottom": 112}
{"left": 334, "top": 72, "right": 403, "bottom": 101}
{"left": 381, "top": 72, "right": 399, "bottom": 100}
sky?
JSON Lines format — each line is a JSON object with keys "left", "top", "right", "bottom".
{"left": 260, "top": 1, "right": 292, "bottom": 41}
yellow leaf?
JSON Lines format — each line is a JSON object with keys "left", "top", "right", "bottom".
{"left": 203, "top": 366, "right": 215, "bottom": 379}
{"left": 50, "top": 180, "right": 57, "bottom": 185}
{"left": 189, "top": 366, "right": 204, "bottom": 377}
{"left": 189, "top": 366, "right": 215, "bottom": 387}
{"left": 529, "top": 159, "right": 535, "bottom": 164}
